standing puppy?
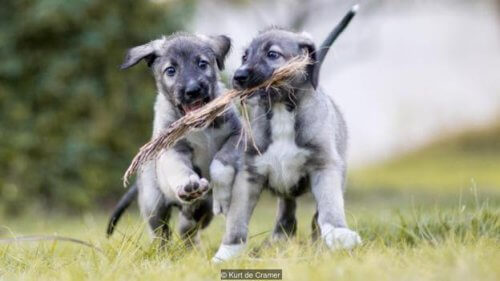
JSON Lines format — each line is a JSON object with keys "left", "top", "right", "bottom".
{"left": 112, "top": 33, "right": 241, "bottom": 244}
{"left": 213, "top": 8, "right": 361, "bottom": 261}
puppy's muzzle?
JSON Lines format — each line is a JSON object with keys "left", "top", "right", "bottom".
{"left": 233, "top": 67, "right": 269, "bottom": 90}
{"left": 233, "top": 68, "right": 250, "bottom": 89}
{"left": 185, "top": 81, "right": 205, "bottom": 98}
{"left": 181, "top": 81, "right": 210, "bottom": 113}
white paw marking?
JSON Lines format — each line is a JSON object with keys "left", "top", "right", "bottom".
{"left": 323, "top": 227, "right": 362, "bottom": 250}
{"left": 212, "top": 243, "right": 246, "bottom": 263}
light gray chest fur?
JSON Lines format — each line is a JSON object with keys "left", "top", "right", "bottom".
{"left": 254, "top": 104, "right": 310, "bottom": 193}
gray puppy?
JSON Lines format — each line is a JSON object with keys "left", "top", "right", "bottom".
{"left": 213, "top": 7, "right": 361, "bottom": 261}
{"left": 108, "top": 33, "right": 241, "bottom": 243}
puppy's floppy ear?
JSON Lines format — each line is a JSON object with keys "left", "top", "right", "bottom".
{"left": 202, "top": 35, "right": 231, "bottom": 70}
{"left": 120, "top": 40, "right": 159, "bottom": 70}
{"left": 298, "top": 33, "right": 318, "bottom": 89}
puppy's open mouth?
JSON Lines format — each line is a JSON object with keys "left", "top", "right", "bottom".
{"left": 181, "top": 97, "right": 210, "bottom": 114}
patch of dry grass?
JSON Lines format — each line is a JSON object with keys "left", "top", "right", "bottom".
{"left": 1, "top": 189, "right": 498, "bottom": 281}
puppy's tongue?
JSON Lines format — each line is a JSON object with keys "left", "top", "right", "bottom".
{"left": 182, "top": 100, "right": 203, "bottom": 113}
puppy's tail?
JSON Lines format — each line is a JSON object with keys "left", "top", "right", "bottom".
{"left": 106, "top": 183, "right": 138, "bottom": 237}
{"left": 311, "top": 4, "right": 359, "bottom": 88}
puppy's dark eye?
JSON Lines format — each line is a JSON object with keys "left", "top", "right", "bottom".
{"left": 198, "top": 60, "right": 208, "bottom": 70}
{"left": 267, "top": 51, "right": 281, "bottom": 59}
{"left": 242, "top": 54, "right": 248, "bottom": 63}
{"left": 165, "top": 67, "right": 176, "bottom": 77}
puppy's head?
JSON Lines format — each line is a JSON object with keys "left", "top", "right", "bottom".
{"left": 233, "top": 28, "right": 316, "bottom": 90}
{"left": 121, "top": 33, "right": 231, "bottom": 115}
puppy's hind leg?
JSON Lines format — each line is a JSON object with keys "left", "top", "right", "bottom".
{"left": 138, "top": 163, "right": 172, "bottom": 245}
{"left": 310, "top": 166, "right": 361, "bottom": 250}
{"left": 139, "top": 188, "right": 172, "bottom": 245}
{"left": 178, "top": 199, "right": 213, "bottom": 246}
{"left": 272, "top": 197, "right": 297, "bottom": 241}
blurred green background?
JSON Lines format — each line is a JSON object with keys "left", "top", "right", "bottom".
{"left": 0, "top": 0, "right": 498, "bottom": 217}
{"left": 0, "top": 2, "right": 498, "bottom": 280}
{"left": 0, "top": 0, "right": 194, "bottom": 214}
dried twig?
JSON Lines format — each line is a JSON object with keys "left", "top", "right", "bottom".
{"left": 0, "top": 235, "right": 105, "bottom": 254}
{"left": 123, "top": 55, "right": 311, "bottom": 186}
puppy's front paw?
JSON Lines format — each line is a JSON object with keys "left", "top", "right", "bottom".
{"left": 323, "top": 227, "right": 361, "bottom": 250}
{"left": 211, "top": 243, "right": 246, "bottom": 263}
{"left": 212, "top": 188, "right": 231, "bottom": 216}
{"left": 176, "top": 175, "right": 210, "bottom": 203}
{"left": 212, "top": 197, "right": 230, "bottom": 216}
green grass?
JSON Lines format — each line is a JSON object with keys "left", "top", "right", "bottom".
{"left": 351, "top": 123, "right": 500, "bottom": 192}
{"left": 0, "top": 189, "right": 498, "bottom": 281}
{"left": 1, "top": 125, "right": 500, "bottom": 281}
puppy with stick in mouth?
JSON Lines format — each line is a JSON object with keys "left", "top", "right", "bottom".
{"left": 213, "top": 6, "right": 361, "bottom": 262}
{"left": 107, "top": 33, "right": 241, "bottom": 245}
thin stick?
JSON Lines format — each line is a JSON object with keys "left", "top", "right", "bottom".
{"left": 242, "top": 102, "right": 260, "bottom": 155}
{"left": 123, "top": 55, "right": 311, "bottom": 186}
{"left": 0, "top": 235, "right": 105, "bottom": 254}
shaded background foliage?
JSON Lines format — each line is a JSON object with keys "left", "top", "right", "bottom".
{"left": 0, "top": 0, "right": 498, "bottom": 218}
{"left": 0, "top": 0, "right": 194, "bottom": 214}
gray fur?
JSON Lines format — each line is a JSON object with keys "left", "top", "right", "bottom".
{"left": 110, "top": 33, "right": 242, "bottom": 243}
{"left": 214, "top": 24, "right": 360, "bottom": 261}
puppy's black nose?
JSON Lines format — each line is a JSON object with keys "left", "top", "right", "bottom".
{"left": 233, "top": 69, "right": 249, "bottom": 84}
{"left": 185, "top": 81, "right": 202, "bottom": 98}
